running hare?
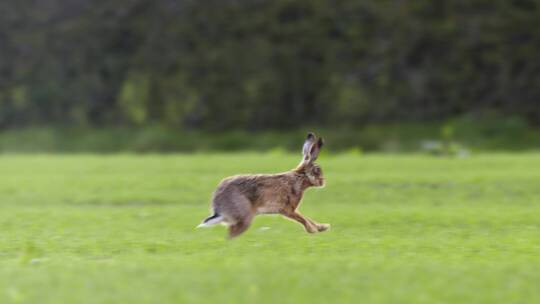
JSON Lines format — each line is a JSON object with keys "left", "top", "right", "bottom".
{"left": 198, "top": 132, "right": 330, "bottom": 239}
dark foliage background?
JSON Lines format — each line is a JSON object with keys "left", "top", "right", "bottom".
{"left": 0, "top": 0, "right": 539, "bottom": 134}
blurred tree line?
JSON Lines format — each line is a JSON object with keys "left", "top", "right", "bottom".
{"left": 1, "top": 0, "right": 539, "bottom": 131}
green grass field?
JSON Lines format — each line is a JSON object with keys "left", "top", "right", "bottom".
{"left": 1, "top": 153, "right": 540, "bottom": 303}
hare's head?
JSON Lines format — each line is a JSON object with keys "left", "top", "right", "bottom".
{"left": 296, "top": 132, "right": 325, "bottom": 187}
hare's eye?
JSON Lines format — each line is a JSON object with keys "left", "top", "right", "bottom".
{"left": 313, "top": 167, "right": 320, "bottom": 175}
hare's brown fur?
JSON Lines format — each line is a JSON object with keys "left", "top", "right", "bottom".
{"left": 200, "top": 132, "right": 329, "bottom": 239}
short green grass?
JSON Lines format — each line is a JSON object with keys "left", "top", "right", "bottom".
{"left": 1, "top": 153, "right": 540, "bottom": 303}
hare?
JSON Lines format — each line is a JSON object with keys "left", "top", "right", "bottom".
{"left": 197, "top": 132, "right": 330, "bottom": 239}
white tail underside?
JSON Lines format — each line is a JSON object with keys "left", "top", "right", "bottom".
{"left": 196, "top": 215, "right": 224, "bottom": 228}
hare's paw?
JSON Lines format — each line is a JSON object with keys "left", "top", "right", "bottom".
{"left": 317, "top": 223, "right": 331, "bottom": 232}
{"left": 305, "top": 225, "right": 318, "bottom": 234}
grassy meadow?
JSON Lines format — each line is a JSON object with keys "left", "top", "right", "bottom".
{"left": 1, "top": 153, "right": 540, "bottom": 303}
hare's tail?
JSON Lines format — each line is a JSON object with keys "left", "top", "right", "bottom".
{"left": 196, "top": 213, "right": 224, "bottom": 228}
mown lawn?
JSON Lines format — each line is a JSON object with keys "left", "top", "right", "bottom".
{"left": 0, "top": 153, "right": 539, "bottom": 303}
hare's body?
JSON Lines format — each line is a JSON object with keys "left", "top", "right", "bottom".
{"left": 198, "top": 133, "right": 329, "bottom": 239}
{"left": 215, "top": 173, "right": 306, "bottom": 217}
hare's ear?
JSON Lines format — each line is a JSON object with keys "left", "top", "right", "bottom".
{"left": 302, "top": 132, "right": 316, "bottom": 162}
{"left": 308, "top": 137, "right": 324, "bottom": 163}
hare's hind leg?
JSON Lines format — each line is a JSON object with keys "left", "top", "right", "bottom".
{"left": 214, "top": 190, "right": 254, "bottom": 239}
{"left": 228, "top": 216, "right": 253, "bottom": 239}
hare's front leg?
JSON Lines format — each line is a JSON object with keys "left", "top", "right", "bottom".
{"left": 312, "top": 222, "right": 330, "bottom": 232}
{"left": 281, "top": 210, "right": 319, "bottom": 233}
{"left": 305, "top": 218, "right": 331, "bottom": 232}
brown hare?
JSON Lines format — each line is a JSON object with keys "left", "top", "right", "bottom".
{"left": 197, "top": 132, "right": 330, "bottom": 239}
